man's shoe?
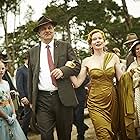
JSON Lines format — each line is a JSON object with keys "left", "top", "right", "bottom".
{"left": 77, "top": 135, "right": 84, "bottom": 140}
{"left": 83, "top": 123, "right": 89, "bottom": 131}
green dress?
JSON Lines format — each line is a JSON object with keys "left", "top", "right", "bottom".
{"left": 87, "top": 53, "right": 118, "bottom": 140}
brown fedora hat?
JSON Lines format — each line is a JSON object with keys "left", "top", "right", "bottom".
{"left": 124, "top": 33, "right": 138, "bottom": 45}
{"left": 33, "top": 16, "right": 57, "bottom": 32}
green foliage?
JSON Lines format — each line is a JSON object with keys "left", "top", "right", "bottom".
{"left": 0, "top": 0, "right": 140, "bottom": 69}
{"left": 0, "top": 0, "right": 19, "bottom": 12}
{"left": 78, "top": 48, "right": 91, "bottom": 60}
{"left": 44, "top": 0, "right": 133, "bottom": 58}
{"left": 73, "top": 46, "right": 91, "bottom": 61}
{"left": 6, "top": 20, "right": 39, "bottom": 65}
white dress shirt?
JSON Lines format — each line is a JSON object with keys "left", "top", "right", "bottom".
{"left": 38, "top": 39, "right": 58, "bottom": 91}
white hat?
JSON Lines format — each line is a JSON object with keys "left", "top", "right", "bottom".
{"left": 129, "top": 40, "right": 140, "bottom": 52}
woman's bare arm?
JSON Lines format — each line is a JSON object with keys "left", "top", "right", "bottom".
{"left": 70, "top": 59, "right": 88, "bottom": 88}
{"left": 0, "top": 109, "right": 8, "bottom": 119}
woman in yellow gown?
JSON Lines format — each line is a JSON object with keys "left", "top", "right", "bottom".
{"left": 67, "top": 29, "right": 123, "bottom": 139}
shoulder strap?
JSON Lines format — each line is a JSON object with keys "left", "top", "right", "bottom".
{"left": 103, "top": 53, "right": 114, "bottom": 70}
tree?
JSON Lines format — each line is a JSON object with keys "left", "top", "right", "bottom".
{"left": 44, "top": 0, "right": 79, "bottom": 43}
{"left": 0, "top": 3, "right": 38, "bottom": 74}
{"left": 44, "top": 0, "right": 140, "bottom": 58}
{"left": 7, "top": 20, "right": 38, "bottom": 67}
{"left": 44, "top": 0, "right": 128, "bottom": 55}
{"left": 121, "top": 0, "right": 132, "bottom": 31}
{"left": 1, "top": 0, "right": 140, "bottom": 67}
{"left": 0, "top": 0, "right": 21, "bottom": 47}
{"left": 0, "top": 0, "right": 22, "bottom": 75}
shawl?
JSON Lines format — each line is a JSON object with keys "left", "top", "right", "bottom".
{"left": 118, "top": 72, "right": 135, "bottom": 139}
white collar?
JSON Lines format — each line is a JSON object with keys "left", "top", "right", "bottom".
{"left": 41, "top": 39, "right": 54, "bottom": 49}
{"left": 24, "top": 63, "right": 28, "bottom": 68}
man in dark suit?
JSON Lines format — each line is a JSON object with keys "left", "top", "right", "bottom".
{"left": 124, "top": 33, "right": 138, "bottom": 69}
{"left": 16, "top": 52, "right": 32, "bottom": 138}
{"left": 28, "top": 16, "right": 80, "bottom": 140}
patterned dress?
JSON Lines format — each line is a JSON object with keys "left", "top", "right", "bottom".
{"left": 0, "top": 80, "right": 27, "bottom": 140}
{"left": 128, "top": 60, "right": 140, "bottom": 127}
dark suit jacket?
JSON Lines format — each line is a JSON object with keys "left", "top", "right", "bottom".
{"left": 3, "top": 71, "right": 16, "bottom": 91}
{"left": 28, "top": 40, "right": 80, "bottom": 113}
{"left": 126, "top": 52, "right": 134, "bottom": 69}
{"left": 16, "top": 65, "right": 28, "bottom": 99}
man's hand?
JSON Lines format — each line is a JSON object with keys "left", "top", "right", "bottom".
{"left": 51, "top": 68, "right": 64, "bottom": 79}
{"left": 65, "top": 60, "right": 76, "bottom": 68}
{"left": 21, "top": 97, "right": 29, "bottom": 105}
{"left": 30, "top": 104, "right": 32, "bottom": 109}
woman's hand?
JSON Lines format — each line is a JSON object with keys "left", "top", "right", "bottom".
{"left": 6, "top": 116, "right": 14, "bottom": 125}
{"left": 65, "top": 60, "right": 76, "bottom": 68}
{"left": 11, "top": 114, "right": 16, "bottom": 120}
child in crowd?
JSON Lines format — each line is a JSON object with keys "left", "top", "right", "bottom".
{"left": 0, "top": 60, "right": 27, "bottom": 140}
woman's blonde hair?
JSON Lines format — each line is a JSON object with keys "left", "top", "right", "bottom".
{"left": 87, "top": 29, "right": 106, "bottom": 45}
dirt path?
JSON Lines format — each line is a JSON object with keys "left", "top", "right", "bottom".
{"left": 28, "top": 116, "right": 97, "bottom": 140}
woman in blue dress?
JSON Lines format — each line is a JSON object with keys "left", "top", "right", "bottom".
{"left": 0, "top": 60, "right": 27, "bottom": 140}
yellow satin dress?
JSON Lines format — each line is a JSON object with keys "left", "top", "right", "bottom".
{"left": 87, "top": 53, "right": 118, "bottom": 140}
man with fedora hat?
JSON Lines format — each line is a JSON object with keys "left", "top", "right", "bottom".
{"left": 28, "top": 15, "right": 80, "bottom": 140}
{"left": 16, "top": 52, "right": 32, "bottom": 138}
{"left": 124, "top": 33, "right": 138, "bottom": 69}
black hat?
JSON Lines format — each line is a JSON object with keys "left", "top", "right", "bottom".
{"left": 0, "top": 52, "right": 12, "bottom": 63}
{"left": 33, "top": 16, "right": 57, "bottom": 32}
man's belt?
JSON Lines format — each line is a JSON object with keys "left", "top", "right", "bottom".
{"left": 38, "top": 90, "right": 58, "bottom": 96}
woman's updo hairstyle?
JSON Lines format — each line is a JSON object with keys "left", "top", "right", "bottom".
{"left": 87, "top": 29, "right": 106, "bottom": 54}
{"left": 87, "top": 29, "right": 106, "bottom": 45}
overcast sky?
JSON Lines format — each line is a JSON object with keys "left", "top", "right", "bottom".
{"left": 24, "top": 0, "right": 140, "bottom": 19}
{"left": 0, "top": 0, "right": 140, "bottom": 37}
{"left": 22, "top": 0, "right": 140, "bottom": 20}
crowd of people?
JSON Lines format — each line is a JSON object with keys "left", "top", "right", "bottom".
{"left": 0, "top": 15, "right": 140, "bottom": 140}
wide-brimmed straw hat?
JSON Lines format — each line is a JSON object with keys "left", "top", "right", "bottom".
{"left": 0, "top": 52, "right": 12, "bottom": 63}
{"left": 33, "top": 16, "right": 57, "bottom": 32}
{"left": 130, "top": 39, "right": 140, "bottom": 51}
{"left": 124, "top": 33, "right": 138, "bottom": 45}
{"left": 130, "top": 39, "right": 140, "bottom": 57}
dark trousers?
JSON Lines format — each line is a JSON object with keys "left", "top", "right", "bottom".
{"left": 21, "top": 105, "right": 32, "bottom": 137}
{"left": 36, "top": 91, "right": 73, "bottom": 140}
{"left": 73, "top": 87, "right": 88, "bottom": 140}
